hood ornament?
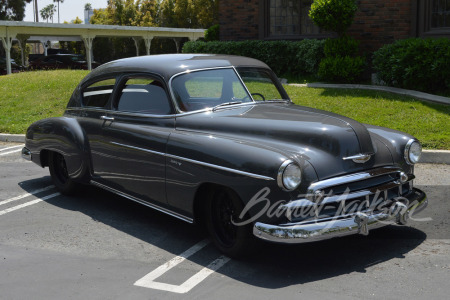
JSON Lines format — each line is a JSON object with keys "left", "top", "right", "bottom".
{"left": 343, "top": 153, "right": 373, "bottom": 164}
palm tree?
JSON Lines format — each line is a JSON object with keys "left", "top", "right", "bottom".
{"left": 40, "top": 4, "right": 57, "bottom": 23}
{"left": 85, "top": 3, "right": 93, "bottom": 11}
{"left": 40, "top": 6, "right": 50, "bottom": 23}
{"left": 53, "top": 0, "right": 65, "bottom": 23}
{"left": 34, "top": 0, "right": 39, "bottom": 22}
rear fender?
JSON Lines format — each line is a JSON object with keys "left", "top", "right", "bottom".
{"left": 25, "top": 117, "right": 91, "bottom": 183}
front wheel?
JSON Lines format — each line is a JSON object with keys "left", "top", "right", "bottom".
{"left": 205, "top": 188, "right": 254, "bottom": 258}
{"left": 48, "top": 152, "right": 79, "bottom": 195}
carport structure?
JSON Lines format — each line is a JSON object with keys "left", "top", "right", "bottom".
{"left": 0, "top": 21, "right": 205, "bottom": 74}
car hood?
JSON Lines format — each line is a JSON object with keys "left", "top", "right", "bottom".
{"left": 175, "top": 102, "right": 393, "bottom": 180}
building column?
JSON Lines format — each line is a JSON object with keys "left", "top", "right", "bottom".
{"left": 1, "top": 35, "right": 14, "bottom": 75}
{"left": 132, "top": 37, "right": 142, "bottom": 56}
{"left": 81, "top": 35, "right": 95, "bottom": 71}
{"left": 17, "top": 34, "right": 30, "bottom": 67}
{"left": 143, "top": 37, "right": 153, "bottom": 55}
{"left": 173, "top": 38, "right": 181, "bottom": 53}
{"left": 39, "top": 40, "right": 51, "bottom": 56}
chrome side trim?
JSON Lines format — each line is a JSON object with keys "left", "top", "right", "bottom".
{"left": 109, "top": 142, "right": 275, "bottom": 181}
{"left": 253, "top": 188, "right": 427, "bottom": 244}
{"left": 166, "top": 153, "right": 275, "bottom": 181}
{"left": 110, "top": 142, "right": 166, "bottom": 157}
{"left": 307, "top": 166, "right": 400, "bottom": 194}
{"left": 90, "top": 180, "right": 193, "bottom": 223}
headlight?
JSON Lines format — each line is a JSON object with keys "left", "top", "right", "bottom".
{"left": 404, "top": 139, "right": 422, "bottom": 165}
{"left": 277, "top": 160, "right": 302, "bottom": 191}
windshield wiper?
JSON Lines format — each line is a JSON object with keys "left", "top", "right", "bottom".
{"left": 212, "top": 101, "right": 243, "bottom": 111}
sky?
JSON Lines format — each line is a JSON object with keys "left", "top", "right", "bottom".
{"left": 24, "top": 0, "right": 108, "bottom": 23}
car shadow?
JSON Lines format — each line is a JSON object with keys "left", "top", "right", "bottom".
{"left": 18, "top": 177, "right": 427, "bottom": 289}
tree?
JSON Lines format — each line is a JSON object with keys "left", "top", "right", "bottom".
{"left": 53, "top": 0, "right": 64, "bottom": 23}
{"left": 85, "top": 3, "right": 92, "bottom": 11}
{"left": 192, "top": 0, "right": 218, "bottom": 28}
{"left": 71, "top": 16, "right": 83, "bottom": 24}
{"left": 309, "top": 0, "right": 357, "bottom": 36}
{"left": 0, "top": 0, "right": 32, "bottom": 21}
{"left": 40, "top": 4, "right": 57, "bottom": 23}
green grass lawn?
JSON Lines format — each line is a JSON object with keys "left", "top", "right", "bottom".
{"left": 285, "top": 86, "right": 450, "bottom": 150}
{"left": 0, "top": 70, "right": 89, "bottom": 133}
{"left": 0, "top": 70, "right": 448, "bottom": 149}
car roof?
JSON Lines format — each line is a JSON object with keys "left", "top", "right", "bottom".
{"left": 82, "top": 54, "right": 271, "bottom": 83}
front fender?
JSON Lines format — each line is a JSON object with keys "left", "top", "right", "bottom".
{"left": 165, "top": 130, "right": 318, "bottom": 223}
{"left": 25, "top": 116, "right": 91, "bottom": 183}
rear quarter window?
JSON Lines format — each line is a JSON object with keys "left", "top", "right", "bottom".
{"left": 82, "top": 78, "right": 116, "bottom": 108}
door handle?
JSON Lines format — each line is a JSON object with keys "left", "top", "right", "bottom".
{"left": 100, "top": 115, "right": 114, "bottom": 121}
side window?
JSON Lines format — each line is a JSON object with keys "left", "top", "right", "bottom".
{"left": 115, "top": 77, "right": 172, "bottom": 115}
{"left": 82, "top": 78, "right": 116, "bottom": 108}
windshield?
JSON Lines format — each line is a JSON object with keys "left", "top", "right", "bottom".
{"left": 171, "top": 68, "right": 252, "bottom": 112}
{"left": 236, "top": 67, "right": 287, "bottom": 101}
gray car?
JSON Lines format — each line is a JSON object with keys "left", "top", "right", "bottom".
{"left": 22, "top": 54, "right": 427, "bottom": 257}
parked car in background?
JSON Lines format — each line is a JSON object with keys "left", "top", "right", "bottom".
{"left": 23, "top": 54, "right": 428, "bottom": 257}
{"left": 0, "top": 57, "right": 22, "bottom": 75}
{"left": 29, "top": 54, "right": 100, "bottom": 70}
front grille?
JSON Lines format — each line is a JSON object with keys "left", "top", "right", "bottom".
{"left": 285, "top": 167, "right": 413, "bottom": 223}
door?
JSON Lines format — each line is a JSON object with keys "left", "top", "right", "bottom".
{"left": 93, "top": 75, "right": 175, "bottom": 205}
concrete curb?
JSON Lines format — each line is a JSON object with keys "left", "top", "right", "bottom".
{"left": 421, "top": 150, "right": 450, "bottom": 165}
{"left": 0, "top": 133, "right": 448, "bottom": 164}
{"left": 289, "top": 83, "right": 450, "bottom": 105}
{"left": 0, "top": 133, "right": 25, "bottom": 143}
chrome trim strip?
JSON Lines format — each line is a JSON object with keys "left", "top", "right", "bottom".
{"left": 166, "top": 153, "right": 275, "bottom": 181}
{"left": 307, "top": 167, "right": 400, "bottom": 194}
{"left": 110, "top": 142, "right": 166, "bottom": 157}
{"left": 83, "top": 89, "right": 113, "bottom": 97}
{"left": 342, "top": 153, "right": 372, "bottom": 163}
{"left": 253, "top": 188, "right": 427, "bottom": 244}
{"left": 109, "top": 142, "right": 275, "bottom": 181}
{"left": 90, "top": 180, "right": 193, "bottom": 223}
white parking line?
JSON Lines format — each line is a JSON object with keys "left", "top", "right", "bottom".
{"left": 0, "top": 145, "right": 23, "bottom": 152}
{"left": 0, "top": 192, "right": 60, "bottom": 216}
{"left": 134, "top": 239, "right": 231, "bottom": 293}
{"left": 0, "top": 186, "right": 54, "bottom": 207}
{"left": 0, "top": 148, "right": 22, "bottom": 156}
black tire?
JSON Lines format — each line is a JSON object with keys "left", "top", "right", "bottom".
{"left": 205, "top": 188, "right": 254, "bottom": 258}
{"left": 48, "top": 152, "right": 79, "bottom": 195}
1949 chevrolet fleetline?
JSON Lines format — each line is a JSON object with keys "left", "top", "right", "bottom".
{"left": 23, "top": 54, "right": 427, "bottom": 257}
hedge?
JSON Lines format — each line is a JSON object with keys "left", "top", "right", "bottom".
{"left": 182, "top": 40, "right": 325, "bottom": 76}
{"left": 373, "top": 38, "right": 450, "bottom": 95}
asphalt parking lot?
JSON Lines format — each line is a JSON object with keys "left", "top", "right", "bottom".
{"left": 0, "top": 142, "right": 449, "bottom": 300}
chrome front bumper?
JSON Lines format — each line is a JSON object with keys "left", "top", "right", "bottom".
{"left": 253, "top": 188, "right": 427, "bottom": 244}
{"left": 21, "top": 147, "right": 31, "bottom": 161}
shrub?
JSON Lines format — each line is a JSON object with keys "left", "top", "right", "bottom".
{"left": 182, "top": 39, "right": 325, "bottom": 76}
{"left": 205, "top": 24, "right": 220, "bottom": 42}
{"left": 318, "top": 55, "right": 365, "bottom": 83}
{"left": 309, "top": 0, "right": 357, "bottom": 36}
{"left": 373, "top": 38, "right": 450, "bottom": 94}
{"left": 323, "top": 35, "right": 359, "bottom": 57}
{"left": 318, "top": 36, "right": 365, "bottom": 82}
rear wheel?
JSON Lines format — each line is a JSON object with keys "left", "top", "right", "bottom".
{"left": 205, "top": 187, "right": 254, "bottom": 258}
{"left": 48, "top": 152, "right": 79, "bottom": 195}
